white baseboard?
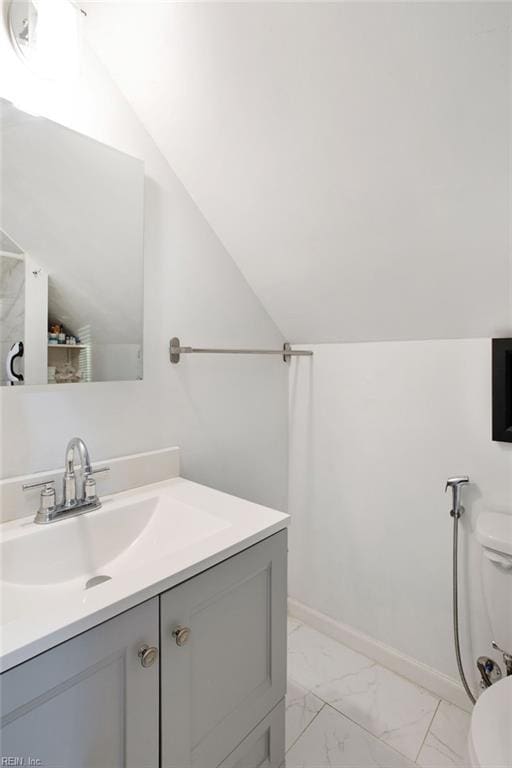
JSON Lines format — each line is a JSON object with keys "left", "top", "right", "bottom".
{"left": 288, "top": 597, "right": 473, "bottom": 713}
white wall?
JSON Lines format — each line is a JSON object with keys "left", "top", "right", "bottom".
{"left": 85, "top": 1, "right": 511, "bottom": 344}
{"left": 285, "top": 2, "right": 512, "bottom": 687}
{"left": 0, "top": 13, "right": 288, "bottom": 512}
{"left": 91, "top": 344, "right": 142, "bottom": 383}
{"left": 77, "top": 1, "right": 509, "bottom": 691}
{"left": 289, "top": 340, "right": 512, "bottom": 683}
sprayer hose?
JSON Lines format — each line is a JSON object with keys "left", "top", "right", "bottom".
{"left": 452, "top": 514, "right": 476, "bottom": 705}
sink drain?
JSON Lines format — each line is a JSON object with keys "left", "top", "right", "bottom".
{"left": 85, "top": 574, "right": 112, "bottom": 590}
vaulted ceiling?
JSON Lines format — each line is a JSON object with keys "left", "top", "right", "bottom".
{"left": 85, "top": 1, "right": 512, "bottom": 343}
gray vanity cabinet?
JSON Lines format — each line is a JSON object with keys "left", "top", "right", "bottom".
{"left": 0, "top": 532, "right": 286, "bottom": 768}
{"left": 160, "top": 531, "right": 287, "bottom": 768}
{"left": 0, "top": 597, "right": 159, "bottom": 768}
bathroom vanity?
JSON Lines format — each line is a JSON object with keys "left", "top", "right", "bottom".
{"left": 0, "top": 465, "right": 288, "bottom": 768}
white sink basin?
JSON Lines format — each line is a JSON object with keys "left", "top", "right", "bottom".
{"left": 0, "top": 477, "right": 289, "bottom": 672}
{"left": 1, "top": 491, "right": 229, "bottom": 587}
{"left": 2, "top": 497, "right": 156, "bottom": 586}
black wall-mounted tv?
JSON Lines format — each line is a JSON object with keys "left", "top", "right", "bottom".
{"left": 492, "top": 338, "right": 512, "bottom": 443}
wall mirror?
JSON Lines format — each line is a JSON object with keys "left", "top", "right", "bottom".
{"left": 0, "top": 98, "right": 144, "bottom": 386}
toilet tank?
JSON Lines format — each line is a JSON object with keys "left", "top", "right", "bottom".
{"left": 476, "top": 512, "right": 512, "bottom": 652}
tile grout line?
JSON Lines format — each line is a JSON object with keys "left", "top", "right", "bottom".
{"left": 287, "top": 621, "right": 446, "bottom": 765}
{"left": 288, "top": 609, "right": 483, "bottom": 728}
{"left": 285, "top": 701, "right": 327, "bottom": 754}
{"left": 322, "top": 701, "right": 421, "bottom": 766}
{"left": 287, "top": 620, "right": 455, "bottom": 765}
{"left": 414, "top": 698, "right": 441, "bottom": 764}
{"left": 288, "top": 670, "right": 438, "bottom": 766}
{"left": 288, "top": 613, "right": 451, "bottom": 710}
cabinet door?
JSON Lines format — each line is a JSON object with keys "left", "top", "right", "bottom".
{"left": 161, "top": 531, "right": 287, "bottom": 768}
{"left": 1, "top": 598, "right": 159, "bottom": 768}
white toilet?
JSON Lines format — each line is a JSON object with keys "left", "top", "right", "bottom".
{"left": 468, "top": 511, "right": 512, "bottom": 768}
{"left": 468, "top": 675, "right": 511, "bottom": 768}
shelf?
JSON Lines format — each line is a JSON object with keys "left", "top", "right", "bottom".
{"left": 48, "top": 344, "right": 88, "bottom": 349}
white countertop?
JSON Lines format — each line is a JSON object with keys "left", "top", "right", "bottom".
{"left": 0, "top": 477, "right": 289, "bottom": 672}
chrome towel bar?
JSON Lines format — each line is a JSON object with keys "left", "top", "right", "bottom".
{"left": 169, "top": 337, "right": 313, "bottom": 364}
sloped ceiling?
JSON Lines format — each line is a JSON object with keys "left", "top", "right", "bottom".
{"left": 0, "top": 228, "right": 23, "bottom": 255}
{"left": 85, "top": 1, "right": 512, "bottom": 343}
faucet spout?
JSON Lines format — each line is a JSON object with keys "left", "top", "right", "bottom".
{"left": 63, "top": 437, "right": 92, "bottom": 506}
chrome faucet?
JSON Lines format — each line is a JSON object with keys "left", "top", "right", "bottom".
{"left": 23, "top": 437, "right": 109, "bottom": 524}
{"left": 63, "top": 437, "right": 92, "bottom": 507}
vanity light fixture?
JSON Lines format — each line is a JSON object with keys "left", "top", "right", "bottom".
{"left": 8, "top": 0, "right": 84, "bottom": 82}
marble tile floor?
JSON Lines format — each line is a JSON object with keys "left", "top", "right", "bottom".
{"left": 286, "top": 617, "right": 471, "bottom": 768}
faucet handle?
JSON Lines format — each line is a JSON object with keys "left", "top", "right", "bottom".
{"left": 88, "top": 466, "right": 110, "bottom": 476}
{"left": 23, "top": 481, "right": 57, "bottom": 524}
{"left": 83, "top": 467, "right": 109, "bottom": 503}
{"left": 22, "top": 479, "right": 56, "bottom": 491}
{"left": 84, "top": 475, "right": 98, "bottom": 502}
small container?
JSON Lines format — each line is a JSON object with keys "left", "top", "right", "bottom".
{"left": 58, "top": 333, "right": 66, "bottom": 344}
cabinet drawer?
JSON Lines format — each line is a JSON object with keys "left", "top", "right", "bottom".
{"left": 218, "top": 700, "right": 285, "bottom": 768}
{"left": 160, "top": 531, "right": 287, "bottom": 768}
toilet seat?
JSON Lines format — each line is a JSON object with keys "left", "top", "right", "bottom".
{"left": 468, "top": 675, "right": 512, "bottom": 767}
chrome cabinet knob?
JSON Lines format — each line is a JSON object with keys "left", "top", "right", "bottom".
{"left": 172, "top": 626, "right": 191, "bottom": 647}
{"left": 138, "top": 644, "right": 158, "bottom": 668}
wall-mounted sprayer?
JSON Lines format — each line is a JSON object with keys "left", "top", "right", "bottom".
{"left": 446, "top": 476, "right": 477, "bottom": 704}
{"left": 446, "top": 476, "right": 469, "bottom": 518}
